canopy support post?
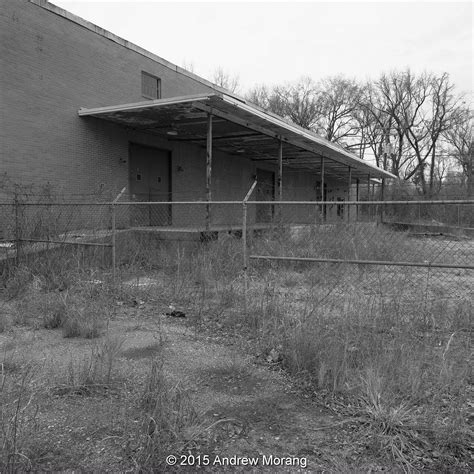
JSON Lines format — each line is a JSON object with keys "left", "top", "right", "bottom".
{"left": 277, "top": 139, "right": 283, "bottom": 202}
{"left": 356, "top": 178, "right": 360, "bottom": 222}
{"left": 320, "top": 156, "right": 325, "bottom": 222}
{"left": 347, "top": 166, "right": 352, "bottom": 222}
{"left": 206, "top": 113, "right": 213, "bottom": 230}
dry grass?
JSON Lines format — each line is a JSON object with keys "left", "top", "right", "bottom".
{"left": 0, "top": 358, "right": 40, "bottom": 473}
{"left": 53, "top": 335, "right": 126, "bottom": 396}
{"left": 0, "top": 223, "right": 472, "bottom": 470}
{"left": 239, "top": 258, "right": 472, "bottom": 469}
{"left": 136, "top": 358, "right": 201, "bottom": 470}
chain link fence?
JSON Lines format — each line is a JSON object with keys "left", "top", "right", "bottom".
{"left": 1, "top": 197, "right": 472, "bottom": 301}
{"left": 246, "top": 200, "right": 473, "bottom": 308}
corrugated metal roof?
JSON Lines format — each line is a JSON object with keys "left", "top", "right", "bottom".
{"left": 78, "top": 92, "right": 396, "bottom": 181}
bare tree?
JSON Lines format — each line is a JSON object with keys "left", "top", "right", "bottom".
{"left": 212, "top": 67, "right": 240, "bottom": 93}
{"left": 181, "top": 60, "right": 195, "bottom": 73}
{"left": 247, "top": 78, "right": 319, "bottom": 127}
{"left": 246, "top": 78, "right": 317, "bottom": 127}
{"left": 245, "top": 84, "right": 271, "bottom": 109}
{"left": 314, "top": 76, "right": 362, "bottom": 147}
{"left": 247, "top": 76, "right": 362, "bottom": 148}
{"left": 363, "top": 70, "right": 462, "bottom": 194}
{"left": 279, "top": 77, "right": 320, "bottom": 129}
{"left": 444, "top": 106, "right": 474, "bottom": 196}
{"left": 245, "top": 70, "right": 465, "bottom": 192}
{"left": 358, "top": 79, "right": 416, "bottom": 176}
{"left": 353, "top": 96, "right": 387, "bottom": 164}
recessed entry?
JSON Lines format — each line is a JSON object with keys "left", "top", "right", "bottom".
{"left": 129, "top": 143, "right": 172, "bottom": 227}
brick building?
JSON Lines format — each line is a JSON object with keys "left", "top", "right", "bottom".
{"left": 1, "top": 0, "right": 394, "bottom": 229}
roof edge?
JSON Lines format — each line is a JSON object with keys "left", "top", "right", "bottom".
{"left": 78, "top": 93, "right": 220, "bottom": 116}
{"left": 29, "top": 0, "right": 236, "bottom": 98}
{"left": 78, "top": 94, "right": 396, "bottom": 180}
{"left": 30, "top": 1, "right": 396, "bottom": 180}
{"left": 220, "top": 95, "right": 396, "bottom": 179}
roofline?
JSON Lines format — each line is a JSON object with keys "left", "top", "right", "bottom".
{"left": 219, "top": 95, "right": 396, "bottom": 179}
{"left": 32, "top": 0, "right": 395, "bottom": 180}
{"left": 78, "top": 94, "right": 397, "bottom": 180}
{"left": 77, "top": 93, "right": 219, "bottom": 116}
{"left": 29, "top": 0, "right": 234, "bottom": 98}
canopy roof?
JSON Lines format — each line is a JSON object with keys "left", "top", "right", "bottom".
{"left": 78, "top": 93, "right": 396, "bottom": 182}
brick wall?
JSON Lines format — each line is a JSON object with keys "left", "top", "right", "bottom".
{"left": 1, "top": 0, "right": 351, "bottom": 230}
{"left": 0, "top": 0, "right": 214, "bottom": 198}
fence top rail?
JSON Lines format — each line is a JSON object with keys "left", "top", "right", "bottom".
{"left": 1, "top": 202, "right": 113, "bottom": 206}
{"left": 113, "top": 201, "right": 245, "bottom": 205}
{"left": 1, "top": 199, "right": 473, "bottom": 206}
{"left": 245, "top": 199, "right": 474, "bottom": 206}
{"left": 249, "top": 255, "right": 474, "bottom": 270}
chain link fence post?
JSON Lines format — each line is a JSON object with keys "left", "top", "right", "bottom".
{"left": 14, "top": 193, "right": 20, "bottom": 265}
{"left": 111, "top": 187, "right": 126, "bottom": 284}
{"left": 111, "top": 202, "right": 116, "bottom": 283}
{"left": 242, "top": 180, "right": 258, "bottom": 314}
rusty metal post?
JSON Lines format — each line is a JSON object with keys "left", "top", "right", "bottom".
{"left": 242, "top": 179, "right": 257, "bottom": 316}
{"left": 111, "top": 187, "right": 126, "bottom": 284}
{"left": 321, "top": 156, "right": 325, "bottom": 221}
{"left": 111, "top": 203, "right": 116, "bottom": 282}
{"left": 356, "top": 178, "right": 360, "bottom": 222}
{"left": 278, "top": 139, "right": 283, "bottom": 202}
{"left": 242, "top": 202, "right": 248, "bottom": 271}
{"left": 372, "top": 181, "right": 377, "bottom": 223}
{"left": 347, "top": 166, "right": 352, "bottom": 222}
{"left": 367, "top": 174, "right": 371, "bottom": 220}
{"left": 206, "top": 113, "right": 213, "bottom": 231}
{"left": 277, "top": 139, "right": 283, "bottom": 222}
{"left": 242, "top": 179, "right": 258, "bottom": 272}
{"left": 14, "top": 194, "right": 20, "bottom": 265}
{"left": 378, "top": 178, "right": 385, "bottom": 223}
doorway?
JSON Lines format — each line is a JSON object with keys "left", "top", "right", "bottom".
{"left": 129, "top": 143, "right": 171, "bottom": 226}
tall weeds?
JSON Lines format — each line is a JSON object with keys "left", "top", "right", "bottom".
{"left": 137, "top": 358, "right": 200, "bottom": 470}
{"left": 0, "top": 360, "right": 38, "bottom": 473}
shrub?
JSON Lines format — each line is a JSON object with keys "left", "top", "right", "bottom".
{"left": 62, "top": 308, "right": 103, "bottom": 339}
{"left": 41, "top": 292, "right": 68, "bottom": 329}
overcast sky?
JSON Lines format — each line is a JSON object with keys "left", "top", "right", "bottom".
{"left": 54, "top": 0, "right": 473, "bottom": 98}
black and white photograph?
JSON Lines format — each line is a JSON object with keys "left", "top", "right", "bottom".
{"left": 0, "top": 0, "right": 472, "bottom": 471}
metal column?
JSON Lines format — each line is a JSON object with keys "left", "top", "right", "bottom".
{"left": 277, "top": 139, "right": 283, "bottom": 202}
{"left": 206, "top": 113, "right": 213, "bottom": 230}
{"left": 347, "top": 166, "right": 352, "bottom": 221}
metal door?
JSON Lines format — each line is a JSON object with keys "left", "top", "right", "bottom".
{"left": 129, "top": 144, "right": 171, "bottom": 226}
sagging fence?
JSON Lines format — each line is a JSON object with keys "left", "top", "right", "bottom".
{"left": 1, "top": 197, "right": 473, "bottom": 292}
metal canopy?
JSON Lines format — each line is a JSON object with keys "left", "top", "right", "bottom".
{"left": 78, "top": 93, "right": 396, "bottom": 182}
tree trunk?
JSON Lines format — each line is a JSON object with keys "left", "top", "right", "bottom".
{"left": 468, "top": 154, "right": 474, "bottom": 197}
{"left": 429, "top": 144, "right": 436, "bottom": 197}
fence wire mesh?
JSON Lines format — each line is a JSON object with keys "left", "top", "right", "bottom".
{"left": 0, "top": 199, "right": 472, "bottom": 304}
{"left": 2, "top": 192, "right": 472, "bottom": 469}
{"left": 246, "top": 200, "right": 473, "bottom": 306}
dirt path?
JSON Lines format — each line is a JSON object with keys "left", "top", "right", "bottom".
{"left": 1, "top": 302, "right": 387, "bottom": 472}
{"left": 115, "top": 309, "right": 378, "bottom": 473}
{"left": 157, "top": 319, "right": 334, "bottom": 471}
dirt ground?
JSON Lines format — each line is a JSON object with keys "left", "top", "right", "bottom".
{"left": 0, "top": 296, "right": 406, "bottom": 473}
